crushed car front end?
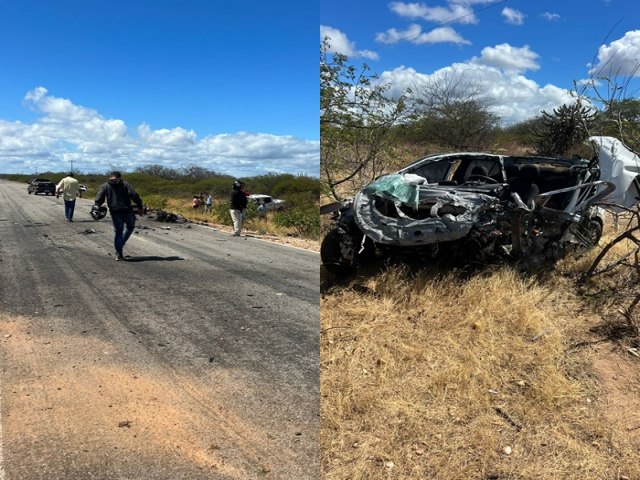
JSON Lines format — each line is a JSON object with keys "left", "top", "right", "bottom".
{"left": 353, "top": 176, "right": 505, "bottom": 246}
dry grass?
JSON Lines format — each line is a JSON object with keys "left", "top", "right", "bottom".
{"left": 321, "top": 244, "right": 640, "bottom": 478}
{"left": 160, "top": 198, "right": 320, "bottom": 250}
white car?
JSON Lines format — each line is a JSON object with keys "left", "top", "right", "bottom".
{"left": 248, "top": 194, "right": 286, "bottom": 211}
{"left": 322, "top": 149, "right": 614, "bottom": 273}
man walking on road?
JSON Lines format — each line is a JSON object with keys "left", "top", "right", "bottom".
{"left": 95, "top": 171, "right": 144, "bottom": 261}
{"left": 230, "top": 180, "right": 248, "bottom": 236}
{"left": 56, "top": 172, "right": 80, "bottom": 222}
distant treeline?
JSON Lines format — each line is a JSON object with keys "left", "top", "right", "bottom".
{"left": 0, "top": 165, "right": 321, "bottom": 205}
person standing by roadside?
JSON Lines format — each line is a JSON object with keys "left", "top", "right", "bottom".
{"left": 94, "top": 171, "right": 144, "bottom": 261}
{"left": 56, "top": 172, "right": 80, "bottom": 222}
{"left": 257, "top": 200, "right": 266, "bottom": 219}
{"left": 205, "top": 193, "right": 213, "bottom": 212}
{"left": 230, "top": 180, "right": 248, "bottom": 236}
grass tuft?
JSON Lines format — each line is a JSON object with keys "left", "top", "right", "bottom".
{"left": 321, "top": 257, "right": 640, "bottom": 479}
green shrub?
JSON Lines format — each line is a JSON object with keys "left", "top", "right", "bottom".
{"left": 143, "top": 194, "right": 168, "bottom": 210}
{"left": 272, "top": 206, "right": 320, "bottom": 239}
{"left": 211, "top": 201, "right": 233, "bottom": 225}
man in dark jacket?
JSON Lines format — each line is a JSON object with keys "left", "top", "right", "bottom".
{"left": 230, "top": 180, "right": 248, "bottom": 236}
{"left": 95, "top": 171, "right": 144, "bottom": 261}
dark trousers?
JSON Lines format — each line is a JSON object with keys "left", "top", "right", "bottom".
{"left": 111, "top": 211, "right": 136, "bottom": 256}
{"left": 64, "top": 199, "right": 76, "bottom": 221}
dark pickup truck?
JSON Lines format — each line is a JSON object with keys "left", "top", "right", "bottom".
{"left": 27, "top": 178, "right": 56, "bottom": 195}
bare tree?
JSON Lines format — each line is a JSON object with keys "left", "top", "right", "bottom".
{"left": 410, "top": 68, "right": 499, "bottom": 150}
{"left": 321, "top": 38, "right": 409, "bottom": 200}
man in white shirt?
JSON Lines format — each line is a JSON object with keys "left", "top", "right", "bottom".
{"left": 56, "top": 172, "right": 80, "bottom": 222}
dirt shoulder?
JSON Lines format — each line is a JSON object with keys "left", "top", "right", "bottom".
{"left": 183, "top": 217, "right": 320, "bottom": 252}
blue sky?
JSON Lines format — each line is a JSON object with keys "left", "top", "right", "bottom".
{"left": 321, "top": 0, "right": 640, "bottom": 126}
{"left": 0, "top": 0, "right": 318, "bottom": 176}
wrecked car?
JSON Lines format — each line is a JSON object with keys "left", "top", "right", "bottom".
{"left": 247, "top": 194, "right": 287, "bottom": 211}
{"left": 321, "top": 150, "right": 615, "bottom": 273}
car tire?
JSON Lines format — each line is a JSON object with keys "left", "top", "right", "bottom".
{"left": 321, "top": 228, "right": 355, "bottom": 275}
{"left": 582, "top": 218, "right": 604, "bottom": 247}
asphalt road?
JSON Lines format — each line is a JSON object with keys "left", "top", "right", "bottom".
{"left": 0, "top": 179, "right": 319, "bottom": 479}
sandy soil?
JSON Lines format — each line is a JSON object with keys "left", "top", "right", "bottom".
{"left": 592, "top": 343, "right": 640, "bottom": 442}
{"left": 187, "top": 219, "right": 320, "bottom": 252}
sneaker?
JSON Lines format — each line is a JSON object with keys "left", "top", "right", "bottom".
{"left": 115, "top": 254, "right": 125, "bottom": 261}
{"left": 231, "top": 233, "right": 240, "bottom": 237}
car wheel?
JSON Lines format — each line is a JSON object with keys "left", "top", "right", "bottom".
{"left": 511, "top": 212, "right": 538, "bottom": 258}
{"left": 321, "top": 228, "right": 356, "bottom": 275}
{"left": 579, "top": 218, "right": 603, "bottom": 247}
{"left": 28, "top": 190, "right": 32, "bottom": 194}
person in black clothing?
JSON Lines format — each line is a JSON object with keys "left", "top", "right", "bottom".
{"left": 230, "top": 180, "right": 248, "bottom": 236}
{"left": 95, "top": 171, "right": 144, "bottom": 261}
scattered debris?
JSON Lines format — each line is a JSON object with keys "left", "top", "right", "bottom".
{"left": 151, "top": 210, "right": 187, "bottom": 223}
{"left": 494, "top": 407, "right": 522, "bottom": 431}
{"left": 117, "top": 420, "right": 132, "bottom": 428}
{"left": 502, "top": 446, "right": 513, "bottom": 455}
{"left": 81, "top": 228, "right": 97, "bottom": 235}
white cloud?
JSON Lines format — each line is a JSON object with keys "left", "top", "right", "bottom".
{"left": 589, "top": 30, "right": 640, "bottom": 78}
{"left": 472, "top": 43, "right": 540, "bottom": 72}
{"left": 389, "top": 1, "right": 478, "bottom": 25}
{"left": 502, "top": 7, "right": 524, "bottom": 26}
{"left": 541, "top": 12, "right": 560, "bottom": 22}
{"left": 0, "top": 88, "right": 319, "bottom": 176}
{"left": 376, "top": 24, "right": 470, "bottom": 45}
{"left": 137, "top": 124, "right": 196, "bottom": 146}
{"left": 320, "top": 25, "right": 379, "bottom": 60}
{"left": 377, "top": 62, "right": 574, "bottom": 125}
{"left": 576, "top": 78, "right": 602, "bottom": 88}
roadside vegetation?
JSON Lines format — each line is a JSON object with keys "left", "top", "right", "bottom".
{"left": 320, "top": 38, "right": 640, "bottom": 478}
{"left": 1, "top": 168, "right": 321, "bottom": 240}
